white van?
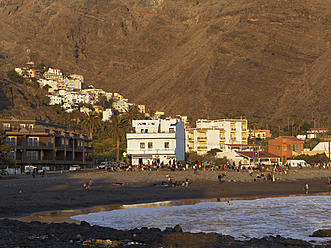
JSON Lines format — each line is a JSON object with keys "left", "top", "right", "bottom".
{"left": 286, "top": 160, "right": 307, "bottom": 167}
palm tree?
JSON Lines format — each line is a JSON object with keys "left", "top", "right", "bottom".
{"left": 249, "top": 118, "right": 260, "bottom": 140}
{"left": 320, "top": 116, "right": 329, "bottom": 129}
{"left": 123, "top": 105, "right": 143, "bottom": 125}
{"left": 81, "top": 113, "right": 101, "bottom": 139}
{"left": 108, "top": 115, "right": 129, "bottom": 161}
{"left": 276, "top": 118, "right": 283, "bottom": 132}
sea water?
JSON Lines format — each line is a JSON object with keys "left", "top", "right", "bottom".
{"left": 72, "top": 195, "right": 331, "bottom": 242}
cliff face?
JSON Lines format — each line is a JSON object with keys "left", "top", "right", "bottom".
{"left": 0, "top": 0, "right": 330, "bottom": 120}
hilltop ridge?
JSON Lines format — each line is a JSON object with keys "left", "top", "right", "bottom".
{"left": 0, "top": 0, "right": 330, "bottom": 120}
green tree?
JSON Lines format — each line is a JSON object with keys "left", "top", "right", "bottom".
{"left": 123, "top": 105, "right": 143, "bottom": 125}
{"left": 7, "top": 70, "right": 23, "bottom": 84}
{"left": 0, "top": 129, "right": 14, "bottom": 165}
{"left": 81, "top": 113, "right": 101, "bottom": 139}
{"left": 108, "top": 116, "right": 129, "bottom": 161}
{"left": 35, "top": 92, "right": 50, "bottom": 106}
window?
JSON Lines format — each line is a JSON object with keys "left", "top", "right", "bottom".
{"left": 6, "top": 137, "right": 16, "bottom": 146}
{"left": 285, "top": 145, "right": 291, "bottom": 151}
{"left": 296, "top": 144, "right": 302, "bottom": 151}
{"left": 277, "top": 146, "right": 280, "bottom": 150}
{"left": 50, "top": 137, "right": 53, "bottom": 144}
{"left": 27, "top": 151, "right": 38, "bottom": 160}
{"left": 66, "top": 139, "right": 69, "bottom": 145}
{"left": 164, "top": 142, "right": 169, "bottom": 149}
{"left": 293, "top": 145, "right": 295, "bottom": 151}
{"left": 3, "top": 123, "right": 10, "bottom": 130}
{"left": 169, "top": 128, "right": 175, "bottom": 133}
{"left": 27, "top": 137, "right": 39, "bottom": 146}
{"left": 140, "top": 143, "right": 145, "bottom": 149}
{"left": 20, "top": 124, "right": 26, "bottom": 128}
{"left": 148, "top": 142, "right": 153, "bottom": 149}
{"left": 28, "top": 124, "right": 34, "bottom": 129}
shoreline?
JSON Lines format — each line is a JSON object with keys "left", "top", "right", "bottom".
{"left": 12, "top": 191, "right": 331, "bottom": 224}
{"left": 1, "top": 168, "right": 331, "bottom": 219}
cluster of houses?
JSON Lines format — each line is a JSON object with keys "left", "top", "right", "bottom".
{"left": 14, "top": 66, "right": 146, "bottom": 122}
{"left": 3, "top": 65, "right": 329, "bottom": 170}
{"left": 1, "top": 116, "right": 330, "bottom": 170}
{"left": 126, "top": 118, "right": 330, "bottom": 166}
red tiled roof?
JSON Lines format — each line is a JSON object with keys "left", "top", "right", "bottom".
{"left": 280, "top": 136, "right": 303, "bottom": 142}
{"left": 236, "top": 151, "right": 280, "bottom": 158}
{"left": 226, "top": 144, "right": 259, "bottom": 147}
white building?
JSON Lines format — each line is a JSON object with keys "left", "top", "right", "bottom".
{"left": 126, "top": 119, "right": 185, "bottom": 165}
{"left": 112, "top": 100, "right": 132, "bottom": 113}
{"left": 313, "top": 142, "right": 331, "bottom": 157}
{"left": 186, "top": 119, "right": 248, "bottom": 154}
{"left": 64, "top": 92, "right": 91, "bottom": 104}
{"left": 48, "top": 94, "right": 64, "bottom": 105}
{"left": 64, "top": 78, "right": 83, "bottom": 90}
{"left": 102, "top": 108, "right": 113, "bottom": 122}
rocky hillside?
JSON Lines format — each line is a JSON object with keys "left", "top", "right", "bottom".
{"left": 0, "top": 0, "right": 330, "bottom": 121}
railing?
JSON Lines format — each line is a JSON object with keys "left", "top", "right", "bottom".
{"left": 127, "top": 148, "right": 176, "bottom": 154}
{"left": 197, "top": 137, "right": 207, "bottom": 140}
{"left": 197, "top": 146, "right": 207, "bottom": 149}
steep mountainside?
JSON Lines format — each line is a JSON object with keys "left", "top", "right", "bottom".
{"left": 0, "top": 0, "right": 330, "bottom": 120}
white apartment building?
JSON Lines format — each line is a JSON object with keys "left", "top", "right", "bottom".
{"left": 102, "top": 108, "right": 113, "bottom": 122}
{"left": 64, "top": 78, "right": 83, "bottom": 90}
{"left": 48, "top": 94, "right": 64, "bottom": 105}
{"left": 112, "top": 100, "right": 132, "bottom": 113}
{"left": 186, "top": 119, "right": 248, "bottom": 154}
{"left": 127, "top": 119, "right": 185, "bottom": 165}
{"left": 64, "top": 92, "right": 91, "bottom": 104}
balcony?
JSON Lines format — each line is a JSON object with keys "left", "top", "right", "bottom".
{"left": 197, "top": 146, "right": 207, "bottom": 150}
{"left": 220, "top": 137, "right": 225, "bottom": 140}
{"left": 26, "top": 142, "right": 53, "bottom": 149}
{"left": 231, "top": 128, "right": 236, "bottom": 132}
{"left": 127, "top": 133, "right": 176, "bottom": 139}
{"left": 127, "top": 148, "right": 176, "bottom": 155}
{"left": 197, "top": 137, "right": 207, "bottom": 140}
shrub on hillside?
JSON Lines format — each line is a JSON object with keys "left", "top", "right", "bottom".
{"left": 7, "top": 70, "right": 23, "bottom": 84}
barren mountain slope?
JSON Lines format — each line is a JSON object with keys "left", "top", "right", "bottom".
{"left": 0, "top": 0, "right": 330, "bottom": 120}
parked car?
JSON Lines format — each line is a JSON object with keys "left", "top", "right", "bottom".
{"left": 69, "top": 165, "right": 81, "bottom": 171}
{"left": 24, "top": 166, "right": 43, "bottom": 174}
{"left": 97, "top": 162, "right": 108, "bottom": 169}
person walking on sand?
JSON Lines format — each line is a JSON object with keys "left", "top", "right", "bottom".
{"left": 305, "top": 182, "right": 309, "bottom": 194}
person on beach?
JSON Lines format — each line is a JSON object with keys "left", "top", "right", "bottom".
{"left": 227, "top": 201, "right": 233, "bottom": 206}
{"left": 328, "top": 177, "right": 331, "bottom": 186}
{"left": 87, "top": 178, "right": 94, "bottom": 190}
{"left": 305, "top": 182, "right": 309, "bottom": 194}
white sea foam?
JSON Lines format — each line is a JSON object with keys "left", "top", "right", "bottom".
{"left": 72, "top": 195, "right": 331, "bottom": 242}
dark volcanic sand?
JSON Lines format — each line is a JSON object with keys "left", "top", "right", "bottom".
{"left": 0, "top": 168, "right": 331, "bottom": 247}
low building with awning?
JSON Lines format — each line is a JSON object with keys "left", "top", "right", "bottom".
{"left": 235, "top": 151, "right": 281, "bottom": 166}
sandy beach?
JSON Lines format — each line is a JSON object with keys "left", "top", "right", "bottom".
{"left": 1, "top": 167, "right": 331, "bottom": 219}
{"left": 1, "top": 167, "right": 331, "bottom": 247}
